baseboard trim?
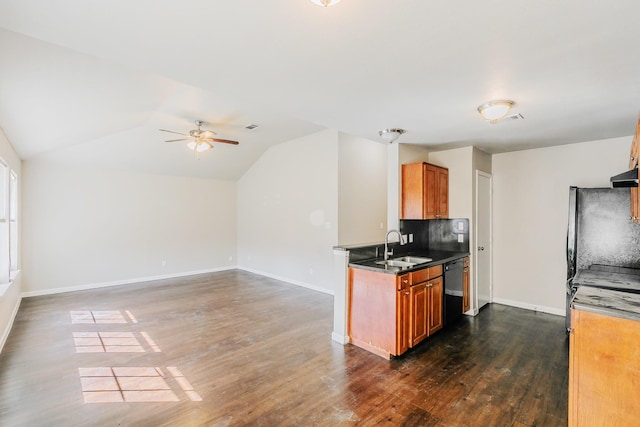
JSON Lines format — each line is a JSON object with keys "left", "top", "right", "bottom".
{"left": 331, "top": 332, "right": 349, "bottom": 345}
{"left": 21, "top": 266, "right": 237, "bottom": 298}
{"left": 0, "top": 294, "right": 22, "bottom": 353}
{"left": 492, "top": 298, "right": 565, "bottom": 317}
{"left": 238, "top": 267, "right": 334, "bottom": 296}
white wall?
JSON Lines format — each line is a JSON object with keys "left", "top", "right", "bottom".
{"left": 492, "top": 136, "right": 631, "bottom": 314}
{"left": 428, "top": 147, "right": 481, "bottom": 311}
{"left": 338, "top": 133, "right": 387, "bottom": 245}
{"left": 22, "top": 163, "right": 237, "bottom": 295}
{"left": 0, "top": 128, "right": 22, "bottom": 352}
{"left": 237, "top": 130, "right": 339, "bottom": 294}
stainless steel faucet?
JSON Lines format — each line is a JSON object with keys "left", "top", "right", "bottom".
{"left": 384, "top": 229, "right": 405, "bottom": 260}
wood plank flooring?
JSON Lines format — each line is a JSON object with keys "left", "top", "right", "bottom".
{"left": 0, "top": 270, "right": 568, "bottom": 426}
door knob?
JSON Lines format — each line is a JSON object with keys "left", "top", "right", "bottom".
{"left": 478, "top": 246, "right": 485, "bottom": 251}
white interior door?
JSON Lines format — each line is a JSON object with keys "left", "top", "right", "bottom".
{"left": 475, "top": 171, "right": 492, "bottom": 310}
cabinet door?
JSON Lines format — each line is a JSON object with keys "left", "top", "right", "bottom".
{"left": 436, "top": 167, "right": 449, "bottom": 218}
{"left": 569, "top": 309, "right": 640, "bottom": 426}
{"left": 396, "top": 288, "right": 411, "bottom": 355}
{"left": 424, "top": 164, "right": 438, "bottom": 219}
{"left": 401, "top": 163, "right": 425, "bottom": 219}
{"left": 410, "top": 283, "right": 428, "bottom": 347}
{"left": 428, "top": 277, "right": 444, "bottom": 335}
{"left": 462, "top": 265, "right": 470, "bottom": 313}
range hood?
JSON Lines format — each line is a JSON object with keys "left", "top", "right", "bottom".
{"left": 610, "top": 168, "right": 638, "bottom": 188}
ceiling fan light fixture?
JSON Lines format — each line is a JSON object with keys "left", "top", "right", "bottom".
{"left": 477, "top": 100, "right": 515, "bottom": 122}
{"left": 310, "top": 0, "right": 342, "bottom": 7}
{"left": 379, "top": 128, "right": 406, "bottom": 143}
{"left": 160, "top": 119, "right": 239, "bottom": 158}
{"left": 187, "top": 140, "right": 212, "bottom": 152}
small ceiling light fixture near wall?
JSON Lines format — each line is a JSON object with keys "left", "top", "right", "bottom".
{"left": 310, "top": 0, "right": 342, "bottom": 7}
{"left": 477, "top": 100, "right": 515, "bottom": 123}
{"left": 379, "top": 128, "right": 406, "bottom": 143}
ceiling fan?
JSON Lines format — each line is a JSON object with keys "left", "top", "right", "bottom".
{"left": 160, "top": 120, "right": 239, "bottom": 157}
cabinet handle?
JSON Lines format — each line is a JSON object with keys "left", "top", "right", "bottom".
{"left": 403, "top": 279, "right": 409, "bottom": 284}
{"left": 427, "top": 283, "right": 432, "bottom": 288}
{"left": 405, "top": 292, "right": 410, "bottom": 295}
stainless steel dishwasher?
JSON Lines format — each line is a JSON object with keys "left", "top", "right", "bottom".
{"left": 444, "top": 259, "right": 464, "bottom": 325}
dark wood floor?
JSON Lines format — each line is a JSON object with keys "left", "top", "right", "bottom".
{"left": 0, "top": 270, "right": 568, "bottom": 426}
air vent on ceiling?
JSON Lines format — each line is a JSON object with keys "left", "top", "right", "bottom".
{"left": 245, "top": 124, "right": 259, "bottom": 130}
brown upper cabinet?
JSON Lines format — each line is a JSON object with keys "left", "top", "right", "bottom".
{"left": 630, "top": 115, "right": 640, "bottom": 223}
{"left": 402, "top": 162, "right": 449, "bottom": 219}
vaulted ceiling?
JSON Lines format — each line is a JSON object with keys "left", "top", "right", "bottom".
{"left": 0, "top": 1, "right": 638, "bottom": 179}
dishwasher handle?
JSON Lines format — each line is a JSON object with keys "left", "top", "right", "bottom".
{"left": 444, "top": 259, "right": 463, "bottom": 271}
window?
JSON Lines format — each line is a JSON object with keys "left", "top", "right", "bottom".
{"left": 0, "top": 159, "right": 7, "bottom": 221}
{"left": 0, "top": 159, "right": 9, "bottom": 285}
{"left": 9, "top": 170, "right": 17, "bottom": 271}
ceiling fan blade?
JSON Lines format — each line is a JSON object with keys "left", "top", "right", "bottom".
{"left": 212, "top": 138, "right": 240, "bottom": 145}
{"left": 165, "top": 138, "right": 190, "bottom": 142}
{"left": 159, "top": 129, "right": 188, "bottom": 136}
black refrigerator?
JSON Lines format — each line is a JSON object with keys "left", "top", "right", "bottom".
{"left": 566, "top": 186, "right": 640, "bottom": 330}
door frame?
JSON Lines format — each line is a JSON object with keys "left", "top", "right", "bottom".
{"left": 474, "top": 170, "right": 493, "bottom": 313}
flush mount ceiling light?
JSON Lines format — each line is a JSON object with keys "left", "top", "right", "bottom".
{"left": 379, "top": 128, "right": 406, "bottom": 143}
{"left": 310, "top": 0, "right": 342, "bottom": 6}
{"left": 477, "top": 100, "right": 515, "bottom": 123}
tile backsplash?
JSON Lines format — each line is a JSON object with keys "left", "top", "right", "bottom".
{"left": 400, "top": 218, "right": 469, "bottom": 253}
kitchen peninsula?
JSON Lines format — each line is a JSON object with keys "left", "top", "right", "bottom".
{"left": 337, "top": 218, "right": 470, "bottom": 359}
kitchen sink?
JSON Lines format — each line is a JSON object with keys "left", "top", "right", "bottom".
{"left": 391, "top": 256, "right": 432, "bottom": 264}
{"left": 375, "top": 259, "right": 416, "bottom": 268}
{"left": 375, "top": 256, "right": 433, "bottom": 268}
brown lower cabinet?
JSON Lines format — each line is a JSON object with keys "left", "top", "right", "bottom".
{"left": 462, "top": 257, "right": 470, "bottom": 313}
{"left": 569, "top": 308, "right": 640, "bottom": 426}
{"left": 349, "top": 264, "right": 443, "bottom": 359}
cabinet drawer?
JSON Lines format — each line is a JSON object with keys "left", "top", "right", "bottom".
{"left": 397, "top": 274, "right": 411, "bottom": 290}
{"left": 410, "top": 265, "right": 443, "bottom": 284}
{"left": 428, "top": 265, "right": 443, "bottom": 279}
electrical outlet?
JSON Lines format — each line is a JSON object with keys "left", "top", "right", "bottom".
{"left": 409, "top": 234, "right": 414, "bottom": 243}
{"left": 457, "top": 221, "right": 464, "bottom": 231}
{"left": 402, "top": 234, "right": 408, "bottom": 244}
{"left": 458, "top": 234, "right": 464, "bottom": 243}
{"left": 161, "top": 260, "right": 166, "bottom": 267}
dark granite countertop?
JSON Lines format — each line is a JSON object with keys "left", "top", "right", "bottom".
{"left": 349, "top": 250, "right": 469, "bottom": 275}
{"left": 572, "top": 269, "right": 640, "bottom": 293}
{"left": 571, "top": 286, "right": 640, "bottom": 322}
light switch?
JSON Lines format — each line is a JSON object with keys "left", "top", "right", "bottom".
{"left": 457, "top": 221, "right": 464, "bottom": 231}
{"left": 458, "top": 234, "right": 464, "bottom": 243}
